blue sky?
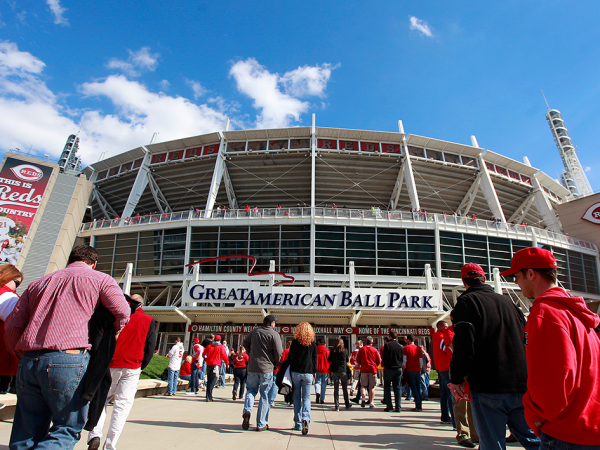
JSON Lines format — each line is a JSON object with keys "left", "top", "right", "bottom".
{"left": 0, "top": 0, "right": 599, "bottom": 192}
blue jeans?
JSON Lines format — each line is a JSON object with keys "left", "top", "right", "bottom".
{"left": 470, "top": 391, "right": 540, "bottom": 450}
{"left": 315, "top": 372, "right": 328, "bottom": 400}
{"left": 179, "top": 375, "right": 191, "bottom": 382}
{"left": 292, "top": 371, "right": 313, "bottom": 429}
{"left": 200, "top": 360, "right": 206, "bottom": 385}
{"left": 407, "top": 371, "right": 422, "bottom": 409}
{"left": 268, "top": 371, "right": 278, "bottom": 404}
{"left": 243, "top": 372, "right": 273, "bottom": 429}
{"left": 540, "top": 431, "right": 600, "bottom": 450}
{"left": 219, "top": 361, "right": 226, "bottom": 387}
{"left": 10, "top": 350, "right": 90, "bottom": 450}
{"left": 383, "top": 368, "right": 402, "bottom": 409}
{"left": 421, "top": 372, "right": 430, "bottom": 400}
{"left": 167, "top": 368, "right": 179, "bottom": 394}
{"left": 190, "top": 363, "right": 199, "bottom": 392}
{"left": 438, "top": 370, "right": 454, "bottom": 426}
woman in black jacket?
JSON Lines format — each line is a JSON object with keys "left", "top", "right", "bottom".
{"left": 287, "top": 322, "right": 316, "bottom": 435}
{"left": 327, "top": 338, "right": 352, "bottom": 411}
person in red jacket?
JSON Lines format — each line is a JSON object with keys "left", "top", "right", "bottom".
{"left": 432, "top": 320, "right": 455, "bottom": 425}
{"left": 356, "top": 336, "right": 381, "bottom": 408}
{"left": 232, "top": 346, "right": 249, "bottom": 401}
{"left": 203, "top": 335, "right": 229, "bottom": 402}
{"left": 402, "top": 335, "right": 423, "bottom": 412}
{"left": 87, "top": 294, "right": 156, "bottom": 450}
{"left": 0, "top": 264, "right": 22, "bottom": 397}
{"left": 503, "top": 247, "right": 600, "bottom": 448}
{"left": 315, "top": 339, "right": 330, "bottom": 404}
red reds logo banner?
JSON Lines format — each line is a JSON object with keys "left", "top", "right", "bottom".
{"left": 582, "top": 202, "right": 600, "bottom": 225}
{"left": 0, "top": 157, "right": 54, "bottom": 265}
{"left": 10, "top": 164, "right": 44, "bottom": 182}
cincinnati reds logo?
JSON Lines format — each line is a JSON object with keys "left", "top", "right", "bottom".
{"left": 582, "top": 202, "right": 600, "bottom": 225}
{"left": 10, "top": 164, "right": 43, "bottom": 182}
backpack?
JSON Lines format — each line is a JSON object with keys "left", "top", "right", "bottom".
{"left": 160, "top": 368, "right": 169, "bottom": 381}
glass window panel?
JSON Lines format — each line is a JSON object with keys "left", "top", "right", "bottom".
{"left": 444, "top": 153, "right": 460, "bottom": 164}
{"left": 408, "top": 146, "right": 425, "bottom": 158}
{"left": 248, "top": 141, "right": 267, "bottom": 151}
{"left": 316, "top": 240, "right": 344, "bottom": 249}
{"left": 228, "top": 142, "right": 246, "bottom": 152}
{"left": 461, "top": 155, "right": 477, "bottom": 167}
{"left": 290, "top": 139, "right": 310, "bottom": 149}
{"left": 268, "top": 140, "right": 288, "bottom": 150}
{"left": 426, "top": 149, "right": 443, "bottom": 161}
{"left": 316, "top": 248, "right": 344, "bottom": 257}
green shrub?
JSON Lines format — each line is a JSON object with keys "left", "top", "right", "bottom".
{"left": 140, "top": 355, "right": 169, "bottom": 380}
{"left": 429, "top": 370, "right": 438, "bottom": 381}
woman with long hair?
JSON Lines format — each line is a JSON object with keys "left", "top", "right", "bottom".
{"left": 327, "top": 338, "right": 351, "bottom": 411}
{"left": 232, "top": 345, "right": 248, "bottom": 401}
{"left": 0, "top": 264, "right": 23, "bottom": 394}
{"left": 287, "top": 322, "right": 316, "bottom": 435}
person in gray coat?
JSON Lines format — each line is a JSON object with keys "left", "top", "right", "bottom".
{"left": 241, "top": 315, "right": 283, "bottom": 431}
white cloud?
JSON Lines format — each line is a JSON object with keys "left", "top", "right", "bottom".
{"left": 230, "top": 58, "right": 334, "bottom": 128}
{"left": 585, "top": 166, "right": 591, "bottom": 172}
{"left": 186, "top": 79, "right": 206, "bottom": 99}
{"left": 282, "top": 64, "right": 333, "bottom": 98}
{"left": 46, "top": 0, "right": 68, "bottom": 25}
{"left": 0, "top": 42, "right": 229, "bottom": 165}
{"left": 409, "top": 16, "right": 434, "bottom": 37}
{"left": 106, "top": 47, "right": 159, "bottom": 77}
{"left": 159, "top": 79, "right": 170, "bottom": 91}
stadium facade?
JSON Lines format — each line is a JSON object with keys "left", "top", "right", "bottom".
{"left": 78, "top": 118, "right": 600, "bottom": 353}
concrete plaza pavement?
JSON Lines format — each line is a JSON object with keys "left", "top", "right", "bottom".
{"left": 0, "top": 385, "right": 519, "bottom": 449}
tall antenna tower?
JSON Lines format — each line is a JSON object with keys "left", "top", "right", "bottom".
{"left": 543, "top": 92, "right": 593, "bottom": 198}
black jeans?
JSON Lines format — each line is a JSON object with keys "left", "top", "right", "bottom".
{"left": 233, "top": 367, "right": 247, "bottom": 398}
{"left": 331, "top": 371, "right": 350, "bottom": 407}
{"left": 384, "top": 368, "right": 402, "bottom": 410}
{"left": 206, "top": 365, "right": 218, "bottom": 401}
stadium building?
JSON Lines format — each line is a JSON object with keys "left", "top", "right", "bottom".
{"left": 78, "top": 117, "right": 600, "bottom": 353}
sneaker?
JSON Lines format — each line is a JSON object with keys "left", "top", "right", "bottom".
{"left": 186, "top": 391, "right": 195, "bottom": 395}
{"left": 87, "top": 437, "right": 100, "bottom": 450}
{"left": 301, "top": 419, "right": 309, "bottom": 435}
{"left": 369, "top": 403, "right": 375, "bottom": 409}
{"left": 316, "top": 393, "right": 320, "bottom": 404}
{"left": 458, "top": 439, "right": 476, "bottom": 448}
{"left": 242, "top": 411, "right": 251, "bottom": 430}
{"left": 232, "top": 391, "right": 237, "bottom": 401}
{"left": 335, "top": 405, "right": 340, "bottom": 411}
{"left": 256, "top": 425, "right": 269, "bottom": 432}
{"left": 345, "top": 404, "right": 352, "bottom": 410}
{"left": 350, "top": 397, "right": 359, "bottom": 404}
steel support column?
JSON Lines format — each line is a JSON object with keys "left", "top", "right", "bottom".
{"left": 531, "top": 173, "right": 562, "bottom": 232}
{"left": 310, "top": 114, "right": 316, "bottom": 288}
{"left": 122, "top": 149, "right": 152, "bottom": 218}
{"left": 473, "top": 136, "right": 505, "bottom": 222}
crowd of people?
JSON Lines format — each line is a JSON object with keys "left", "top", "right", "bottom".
{"left": 0, "top": 244, "right": 599, "bottom": 449}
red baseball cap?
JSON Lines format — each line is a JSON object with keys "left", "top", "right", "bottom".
{"left": 461, "top": 263, "right": 486, "bottom": 278}
{"left": 499, "top": 247, "right": 557, "bottom": 277}
{"left": 215, "top": 335, "right": 222, "bottom": 341}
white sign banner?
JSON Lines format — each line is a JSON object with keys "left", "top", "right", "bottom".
{"left": 183, "top": 282, "right": 441, "bottom": 311}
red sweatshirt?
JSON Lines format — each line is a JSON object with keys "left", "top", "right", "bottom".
{"left": 523, "top": 287, "right": 600, "bottom": 445}
{"left": 356, "top": 344, "right": 381, "bottom": 373}
{"left": 233, "top": 352, "right": 249, "bottom": 368}
{"left": 203, "top": 342, "right": 229, "bottom": 366}
{"left": 180, "top": 361, "right": 191, "bottom": 377}
{"left": 432, "top": 327, "right": 454, "bottom": 372}
{"left": 316, "top": 344, "right": 330, "bottom": 373}
{"left": 110, "top": 307, "right": 154, "bottom": 369}
{"left": 281, "top": 348, "right": 290, "bottom": 363}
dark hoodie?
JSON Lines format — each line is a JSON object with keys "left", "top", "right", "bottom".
{"left": 523, "top": 287, "right": 600, "bottom": 445}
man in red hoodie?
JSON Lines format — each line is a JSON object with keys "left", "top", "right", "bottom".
{"left": 315, "top": 339, "right": 330, "bottom": 404}
{"left": 87, "top": 294, "right": 156, "bottom": 450}
{"left": 356, "top": 336, "right": 381, "bottom": 408}
{"left": 503, "top": 247, "right": 600, "bottom": 448}
{"left": 432, "top": 320, "right": 454, "bottom": 425}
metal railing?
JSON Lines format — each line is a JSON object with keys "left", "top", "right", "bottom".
{"left": 79, "top": 208, "right": 597, "bottom": 252}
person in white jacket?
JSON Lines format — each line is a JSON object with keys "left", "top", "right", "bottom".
{"left": 165, "top": 338, "right": 184, "bottom": 395}
{"left": 188, "top": 337, "right": 203, "bottom": 394}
